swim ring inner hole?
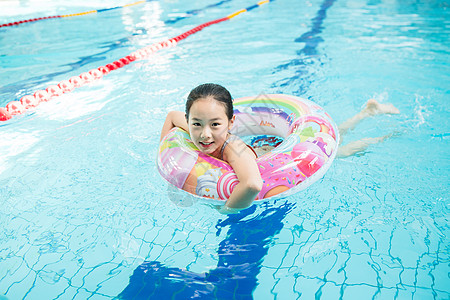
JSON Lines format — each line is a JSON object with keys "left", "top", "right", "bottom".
{"left": 231, "top": 106, "right": 293, "bottom": 156}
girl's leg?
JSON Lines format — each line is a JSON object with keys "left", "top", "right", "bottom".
{"left": 338, "top": 99, "right": 400, "bottom": 136}
{"left": 337, "top": 99, "right": 400, "bottom": 157}
{"left": 337, "top": 134, "right": 395, "bottom": 158}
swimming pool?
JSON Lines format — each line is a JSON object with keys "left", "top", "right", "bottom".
{"left": 1, "top": 0, "right": 449, "bottom": 298}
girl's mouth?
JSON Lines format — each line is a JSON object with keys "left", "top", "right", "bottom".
{"left": 199, "top": 141, "right": 214, "bottom": 148}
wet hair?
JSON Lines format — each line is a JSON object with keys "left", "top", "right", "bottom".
{"left": 185, "top": 83, "right": 233, "bottom": 120}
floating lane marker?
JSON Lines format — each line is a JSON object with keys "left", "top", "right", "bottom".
{"left": 0, "top": 0, "right": 274, "bottom": 121}
{"left": 0, "top": 1, "right": 150, "bottom": 28}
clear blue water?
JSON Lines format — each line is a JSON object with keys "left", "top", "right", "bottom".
{"left": 1, "top": 0, "right": 449, "bottom": 299}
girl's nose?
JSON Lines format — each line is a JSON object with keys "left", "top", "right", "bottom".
{"left": 201, "top": 127, "right": 211, "bottom": 139}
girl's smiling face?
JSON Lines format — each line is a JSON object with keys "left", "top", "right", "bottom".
{"left": 187, "top": 96, "right": 234, "bottom": 157}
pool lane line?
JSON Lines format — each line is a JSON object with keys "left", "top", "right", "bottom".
{"left": 272, "top": 0, "right": 336, "bottom": 93}
{"left": 0, "top": 0, "right": 149, "bottom": 28}
{"left": 0, "top": 0, "right": 274, "bottom": 122}
{"left": 118, "top": 202, "right": 294, "bottom": 299}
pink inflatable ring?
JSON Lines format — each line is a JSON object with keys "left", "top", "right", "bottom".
{"left": 158, "top": 94, "right": 339, "bottom": 202}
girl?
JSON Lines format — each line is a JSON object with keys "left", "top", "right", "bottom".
{"left": 160, "top": 83, "right": 263, "bottom": 213}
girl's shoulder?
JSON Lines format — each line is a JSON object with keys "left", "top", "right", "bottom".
{"left": 222, "top": 135, "right": 257, "bottom": 162}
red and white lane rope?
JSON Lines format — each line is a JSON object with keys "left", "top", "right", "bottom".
{"left": 0, "top": 0, "right": 273, "bottom": 122}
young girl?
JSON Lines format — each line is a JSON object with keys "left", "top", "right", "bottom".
{"left": 160, "top": 83, "right": 263, "bottom": 213}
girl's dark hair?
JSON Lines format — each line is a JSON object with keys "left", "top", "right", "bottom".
{"left": 186, "top": 83, "right": 233, "bottom": 120}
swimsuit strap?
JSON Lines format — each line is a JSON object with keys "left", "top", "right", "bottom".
{"left": 220, "top": 134, "right": 238, "bottom": 160}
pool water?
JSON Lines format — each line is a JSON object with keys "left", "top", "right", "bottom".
{"left": 1, "top": 0, "right": 449, "bottom": 299}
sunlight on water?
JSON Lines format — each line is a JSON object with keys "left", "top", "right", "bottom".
{"left": 0, "top": 0, "right": 448, "bottom": 299}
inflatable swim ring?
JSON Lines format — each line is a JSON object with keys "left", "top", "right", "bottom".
{"left": 158, "top": 94, "right": 339, "bottom": 203}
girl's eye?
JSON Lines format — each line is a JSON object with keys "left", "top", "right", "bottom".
{"left": 193, "top": 122, "right": 201, "bottom": 126}
{"left": 212, "top": 123, "right": 220, "bottom": 127}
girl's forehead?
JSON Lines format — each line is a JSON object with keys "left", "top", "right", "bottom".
{"left": 189, "top": 98, "right": 228, "bottom": 118}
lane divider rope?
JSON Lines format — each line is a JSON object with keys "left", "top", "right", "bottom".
{"left": 0, "top": 1, "right": 149, "bottom": 28}
{"left": 0, "top": 0, "right": 274, "bottom": 122}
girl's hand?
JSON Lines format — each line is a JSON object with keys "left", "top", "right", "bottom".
{"left": 160, "top": 111, "right": 189, "bottom": 141}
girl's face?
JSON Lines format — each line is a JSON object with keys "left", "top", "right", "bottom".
{"left": 187, "top": 96, "right": 234, "bottom": 157}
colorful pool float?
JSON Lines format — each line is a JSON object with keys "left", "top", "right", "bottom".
{"left": 158, "top": 94, "right": 339, "bottom": 203}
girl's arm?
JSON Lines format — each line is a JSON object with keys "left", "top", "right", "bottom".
{"left": 222, "top": 140, "right": 263, "bottom": 210}
{"left": 160, "top": 111, "right": 189, "bottom": 141}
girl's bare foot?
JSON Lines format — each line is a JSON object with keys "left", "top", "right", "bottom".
{"left": 364, "top": 99, "right": 400, "bottom": 116}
